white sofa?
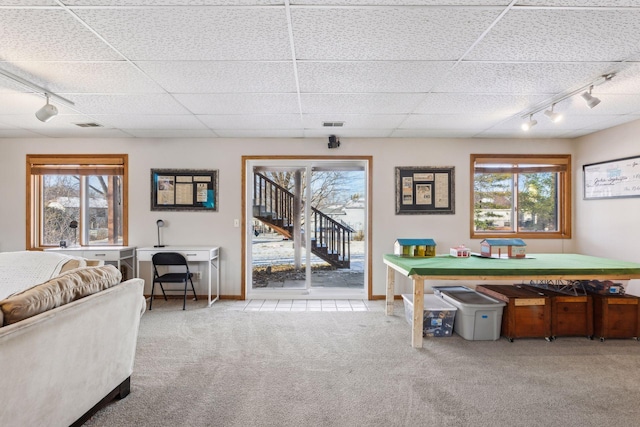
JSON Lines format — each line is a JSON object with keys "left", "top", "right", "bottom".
{"left": 0, "top": 253, "right": 146, "bottom": 427}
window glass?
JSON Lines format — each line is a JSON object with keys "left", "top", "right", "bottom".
{"left": 27, "top": 154, "right": 127, "bottom": 249}
{"left": 42, "top": 175, "right": 80, "bottom": 246}
{"left": 471, "top": 154, "right": 570, "bottom": 239}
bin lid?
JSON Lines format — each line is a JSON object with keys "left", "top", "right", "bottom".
{"left": 403, "top": 294, "right": 457, "bottom": 311}
{"left": 432, "top": 286, "right": 473, "bottom": 295}
{"left": 442, "top": 291, "right": 506, "bottom": 307}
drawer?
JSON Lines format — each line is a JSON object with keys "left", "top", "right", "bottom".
{"left": 82, "top": 250, "right": 121, "bottom": 261}
{"left": 181, "top": 250, "right": 210, "bottom": 261}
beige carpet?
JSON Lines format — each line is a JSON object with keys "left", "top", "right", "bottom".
{"left": 84, "top": 299, "right": 640, "bottom": 426}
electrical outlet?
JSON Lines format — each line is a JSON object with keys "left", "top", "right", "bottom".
{"left": 193, "top": 271, "right": 201, "bottom": 280}
{"left": 234, "top": 219, "right": 239, "bottom": 227}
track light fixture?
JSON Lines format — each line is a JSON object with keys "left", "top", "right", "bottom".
{"left": 581, "top": 85, "right": 601, "bottom": 109}
{"left": 35, "top": 94, "right": 58, "bottom": 122}
{"left": 520, "top": 72, "right": 615, "bottom": 131}
{"left": 544, "top": 104, "right": 563, "bottom": 123}
{"left": 521, "top": 114, "right": 537, "bottom": 131}
{"left": 0, "top": 68, "right": 75, "bottom": 123}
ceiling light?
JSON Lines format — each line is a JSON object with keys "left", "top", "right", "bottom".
{"left": 544, "top": 104, "right": 563, "bottom": 123}
{"left": 35, "top": 94, "right": 58, "bottom": 122}
{"left": 521, "top": 115, "right": 537, "bottom": 131}
{"left": 581, "top": 85, "right": 601, "bottom": 109}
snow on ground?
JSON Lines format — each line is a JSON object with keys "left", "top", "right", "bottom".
{"left": 251, "top": 232, "right": 365, "bottom": 272}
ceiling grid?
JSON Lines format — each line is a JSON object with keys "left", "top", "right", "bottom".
{"left": 1, "top": 0, "right": 640, "bottom": 139}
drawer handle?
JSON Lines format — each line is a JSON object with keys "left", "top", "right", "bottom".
{"left": 186, "top": 253, "right": 197, "bottom": 257}
{"left": 94, "top": 254, "right": 106, "bottom": 257}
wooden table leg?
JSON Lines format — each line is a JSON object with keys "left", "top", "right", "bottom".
{"left": 386, "top": 265, "right": 395, "bottom": 315}
{"left": 412, "top": 278, "right": 424, "bottom": 348}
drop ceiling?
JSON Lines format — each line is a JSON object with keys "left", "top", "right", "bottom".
{"left": 1, "top": 0, "right": 640, "bottom": 139}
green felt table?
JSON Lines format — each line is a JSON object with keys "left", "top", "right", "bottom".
{"left": 383, "top": 253, "right": 640, "bottom": 279}
{"left": 383, "top": 253, "right": 640, "bottom": 348}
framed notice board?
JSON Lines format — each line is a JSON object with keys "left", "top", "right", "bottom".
{"left": 151, "top": 169, "right": 218, "bottom": 211}
{"left": 395, "top": 166, "right": 455, "bottom": 214}
{"left": 583, "top": 155, "right": 640, "bottom": 200}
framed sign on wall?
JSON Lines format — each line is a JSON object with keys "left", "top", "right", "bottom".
{"left": 395, "top": 166, "right": 455, "bottom": 214}
{"left": 151, "top": 169, "right": 218, "bottom": 211}
{"left": 583, "top": 155, "right": 640, "bottom": 200}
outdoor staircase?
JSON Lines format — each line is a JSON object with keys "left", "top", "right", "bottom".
{"left": 252, "top": 172, "right": 351, "bottom": 269}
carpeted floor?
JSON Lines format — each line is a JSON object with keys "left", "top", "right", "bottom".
{"left": 84, "top": 299, "right": 640, "bottom": 427}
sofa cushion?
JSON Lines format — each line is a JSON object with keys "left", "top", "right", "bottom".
{"left": 0, "top": 265, "right": 122, "bottom": 326}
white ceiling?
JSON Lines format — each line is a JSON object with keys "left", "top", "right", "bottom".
{"left": 2, "top": 0, "right": 640, "bottom": 139}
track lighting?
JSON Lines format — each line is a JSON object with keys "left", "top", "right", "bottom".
{"left": 0, "top": 68, "right": 75, "bottom": 123}
{"left": 35, "top": 94, "right": 58, "bottom": 122}
{"left": 581, "top": 85, "right": 601, "bottom": 109}
{"left": 521, "top": 115, "right": 537, "bottom": 131}
{"left": 544, "top": 104, "right": 563, "bottom": 123}
{"left": 519, "top": 73, "right": 615, "bottom": 131}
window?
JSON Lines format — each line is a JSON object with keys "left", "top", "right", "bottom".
{"left": 470, "top": 154, "right": 571, "bottom": 239}
{"left": 27, "top": 154, "right": 128, "bottom": 249}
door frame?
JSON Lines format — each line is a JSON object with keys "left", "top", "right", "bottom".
{"left": 241, "top": 155, "right": 373, "bottom": 300}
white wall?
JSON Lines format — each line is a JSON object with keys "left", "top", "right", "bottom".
{"left": 0, "top": 135, "right": 580, "bottom": 297}
{"left": 574, "top": 120, "right": 640, "bottom": 295}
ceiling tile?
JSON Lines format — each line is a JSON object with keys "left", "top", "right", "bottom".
{"left": 432, "top": 62, "right": 618, "bottom": 94}
{"left": 468, "top": 9, "right": 640, "bottom": 62}
{"left": 199, "top": 114, "right": 303, "bottom": 129}
{"left": 1, "top": 62, "right": 163, "bottom": 94}
{"left": 412, "top": 93, "right": 548, "bottom": 116}
{"left": 300, "top": 93, "right": 425, "bottom": 114}
{"left": 28, "top": 128, "right": 133, "bottom": 138}
{"left": 174, "top": 94, "right": 300, "bottom": 114}
{"left": 297, "top": 61, "right": 454, "bottom": 93}
{"left": 214, "top": 129, "right": 305, "bottom": 137}
{"left": 124, "top": 129, "right": 218, "bottom": 138}
{"left": 65, "top": 0, "right": 282, "bottom": 4}
{"left": 400, "top": 114, "right": 501, "bottom": 129}
{"left": 75, "top": 8, "right": 292, "bottom": 60}
{"left": 390, "top": 129, "right": 482, "bottom": 138}
{"left": 302, "top": 114, "right": 407, "bottom": 129}
{"left": 519, "top": 1, "right": 640, "bottom": 6}
{"left": 291, "top": 7, "right": 501, "bottom": 60}
{"left": 69, "top": 94, "right": 192, "bottom": 115}
{"left": 0, "top": 10, "right": 120, "bottom": 61}
{"left": 293, "top": 0, "right": 511, "bottom": 4}
{"left": 304, "top": 128, "right": 392, "bottom": 138}
{"left": 136, "top": 61, "right": 297, "bottom": 93}
{"left": 92, "top": 114, "right": 210, "bottom": 129}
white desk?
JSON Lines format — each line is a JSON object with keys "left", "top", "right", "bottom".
{"left": 136, "top": 246, "right": 220, "bottom": 307}
{"left": 45, "top": 246, "right": 136, "bottom": 278}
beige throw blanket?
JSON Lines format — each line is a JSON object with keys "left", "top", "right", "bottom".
{"left": 0, "top": 251, "right": 74, "bottom": 300}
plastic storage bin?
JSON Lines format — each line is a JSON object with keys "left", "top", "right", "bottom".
{"left": 432, "top": 285, "right": 475, "bottom": 296}
{"left": 402, "top": 294, "right": 457, "bottom": 337}
{"left": 438, "top": 289, "right": 506, "bottom": 340}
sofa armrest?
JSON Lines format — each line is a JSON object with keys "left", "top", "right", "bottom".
{"left": 0, "top": 278, "right": 145, "bottom": 427}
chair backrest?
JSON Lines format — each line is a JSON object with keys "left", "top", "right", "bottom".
{"left": 152, "top": 252, "right": 189, "bottom": 269}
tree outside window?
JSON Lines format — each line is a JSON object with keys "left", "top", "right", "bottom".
{"left": 471, "top": 154, "right": 570, "bottom": 239}
{"left": 27, "top": 154, "right": 128, "bottom": 249}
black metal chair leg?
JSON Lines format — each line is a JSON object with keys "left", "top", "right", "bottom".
{"left": 159, "top": 282, "right": 168, "bottom": 300}
{"left": 183, "top": 280, "right": 188, "bottom": 310}
{"left": 189, "top": 278, "right": 198, "bottom": 301}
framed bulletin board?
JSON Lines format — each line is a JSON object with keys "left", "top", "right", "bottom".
{"left": 151, "top": 169, "right": 218, "bottom": 211}
{"left": 583, "top": 155, "right": 640, "bottom": 200}
{"left": 395, "top": 166, "right": 455, "bottom": 214}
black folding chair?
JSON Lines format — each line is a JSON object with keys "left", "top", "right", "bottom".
{"left": 150, "top": 252, "right": 197, "bottom": 310}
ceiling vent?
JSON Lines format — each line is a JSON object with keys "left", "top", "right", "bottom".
{"left": 74, "top": 122, "right": 103, "bottom": 128}
{"left": 322, "top": 121, "right": 345, "bottom": 127}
